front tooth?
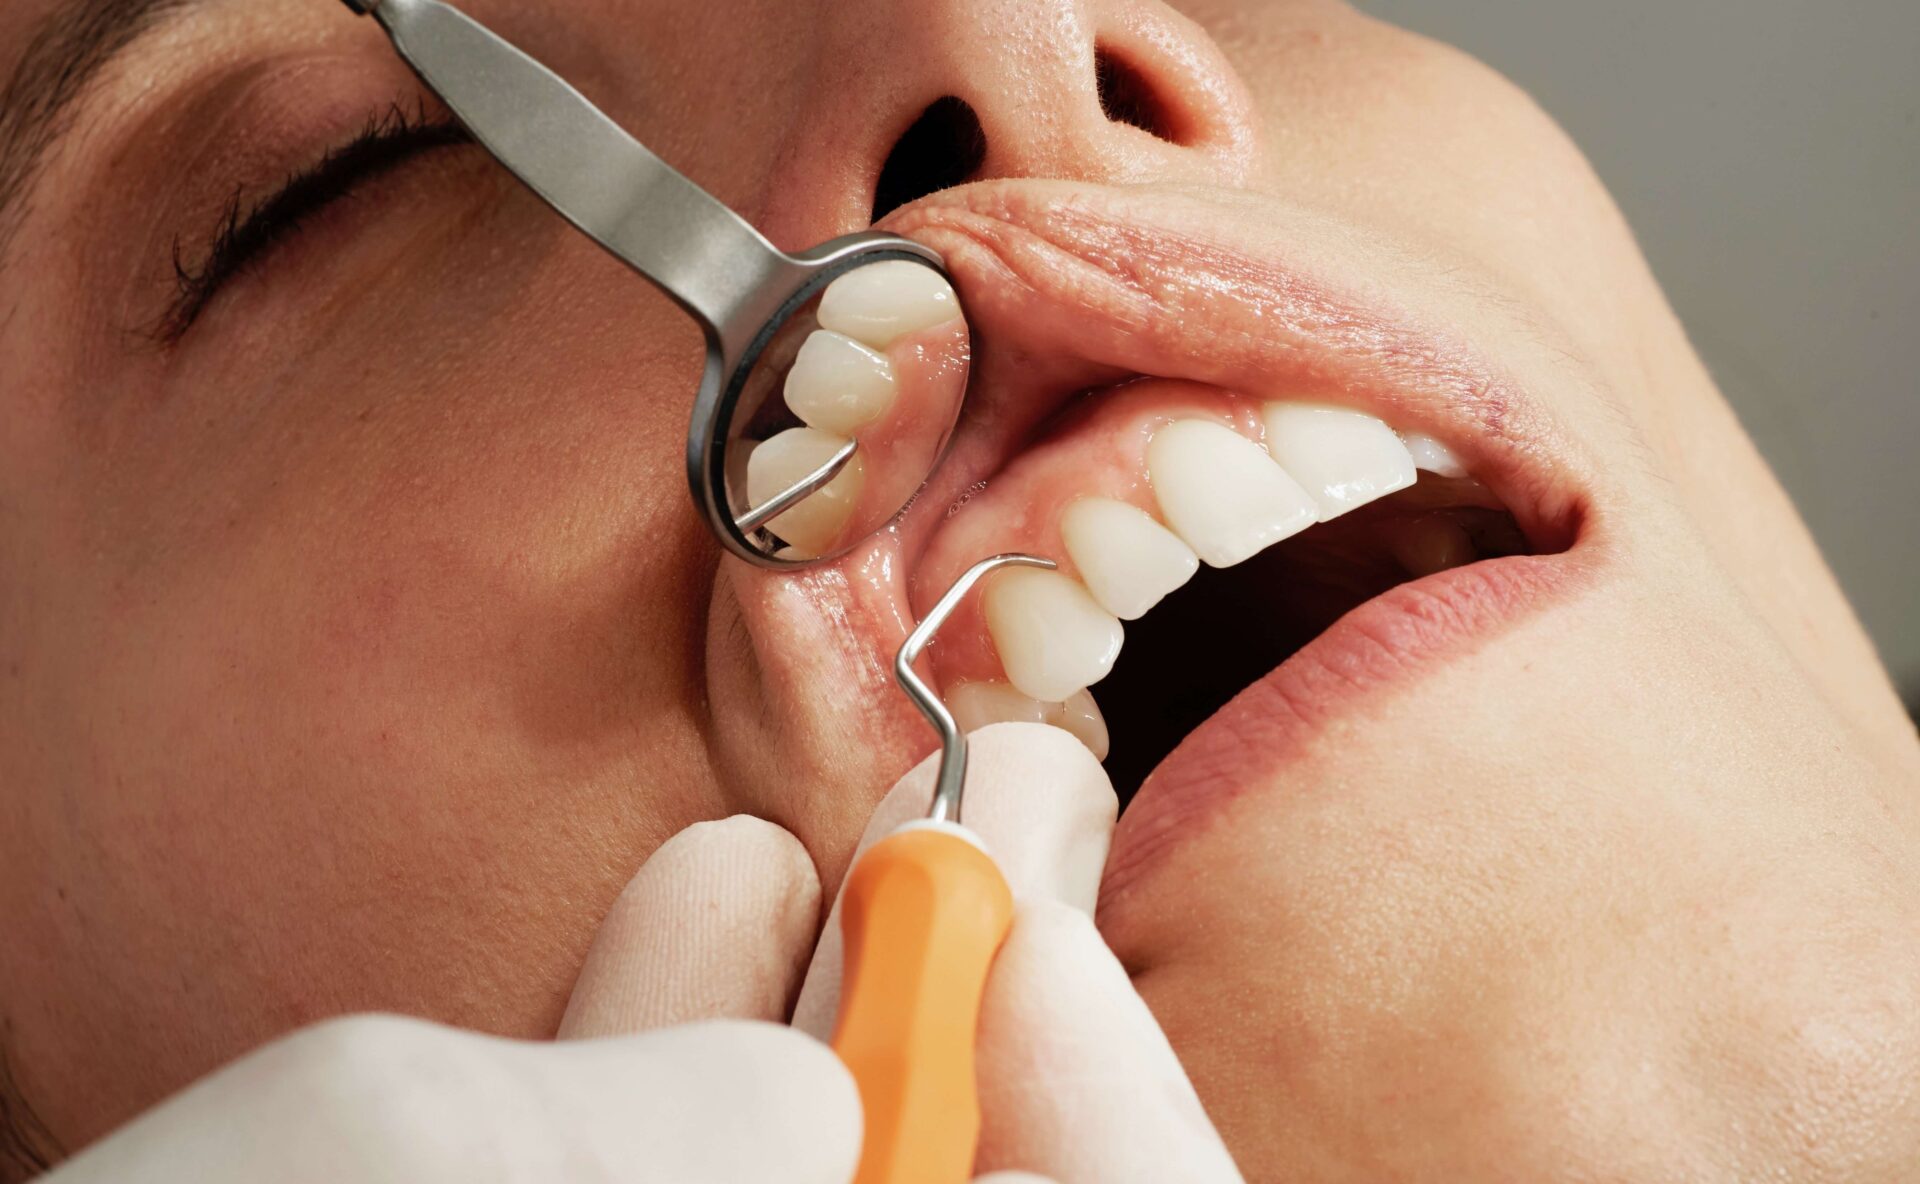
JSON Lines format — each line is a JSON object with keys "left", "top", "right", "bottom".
{"left": 783, "top": 330, "right": 897, "bottom": 435}
{"left": 983, "top": 568, "right": 1124, "bottom": 703}
{"left": 816, "top": 260, "right": 960, "bottom": 349}
{"left": 1059, "top": 497, "right": 1199, "bottom": 620}
{"left": 1262, "top": 402, "right": 1417, "bottom": 521}
{"left": 1401, "top": 431, "right": 1468, "bottom": 478}
{"left": 1146, "top": 419, "right": 1318, "bottom": 567}
{"left": 745, "top": 427, "right": 865, "bottom": 555}
{"left": 1049, "top": 689, "right": 1110, "bottom": 761}
{"left": 946, "top": 680, "right": 1051, "bottom": 734}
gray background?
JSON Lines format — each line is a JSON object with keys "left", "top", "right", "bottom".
{"left": 1357, "top": 0, "right": 1919, "bottom": 713}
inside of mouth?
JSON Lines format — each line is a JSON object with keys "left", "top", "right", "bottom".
{"left": 1095, "top": 480, "right": 1530, "bottom": 807}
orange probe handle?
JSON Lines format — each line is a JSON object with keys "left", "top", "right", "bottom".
{"left": 829, "top": 822, "right": 1015, "bottom": 1184}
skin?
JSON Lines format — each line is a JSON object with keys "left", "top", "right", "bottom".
{"left": 1, "top": 0, "right": 1915, "bottom": 1178}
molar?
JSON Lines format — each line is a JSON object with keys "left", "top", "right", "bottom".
{"left": 983, "top": 568, "right": 1124, "bottom": 703}
{"left": 1059, "top": 497, "right": 1199, "bottom": 620}
{"left": 745, "top": 427, "right": 866, "bottom": 554}
{"left": 816, "top": 260, "right": 960, "bottom": 348}
{"left": 783, "top": 330, "right": 897, "bottom": 434}
{"left": 1147, "top": 419, "right": 1318, "bottom": 568}
{"left": 1261, "top": 402, "right": 1417, "bottom": 521}
{"left": 1401, "top": 431, "right": 1468, "bottom": 478}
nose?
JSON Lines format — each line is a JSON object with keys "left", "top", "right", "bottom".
{"left": 746, "top": 0, "right": 1256, "bottom": 232}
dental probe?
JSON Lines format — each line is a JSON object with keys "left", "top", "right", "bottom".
{"left": 830, "top": 553, "right": 1056, "bottom": 1184}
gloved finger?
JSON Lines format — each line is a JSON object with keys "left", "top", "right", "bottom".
{"left": 973, "top": 900, "right": 1243, "bottom": 1183}
{"left": 791, "top": 721, "right": 1117, "bottom": 1039}
{"left": 56, "top": 1016, "right": 860, "bottom": 1184}
{"left": 560, "top": 815, "right": 821, "bottom": 1038}
{"left": 521, "top": 1020, "right": 863, "bottom": 1183}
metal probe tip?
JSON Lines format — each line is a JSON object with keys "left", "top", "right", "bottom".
{"left": 895, "top": 553, "right": 1057, "bottom": 826}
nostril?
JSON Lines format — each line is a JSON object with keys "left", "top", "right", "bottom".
{"left": 1094, "top": 45, "right": 1183, "bottom": 145}
{"left": 871, "top": 97, "right": 988, "bottom": 222}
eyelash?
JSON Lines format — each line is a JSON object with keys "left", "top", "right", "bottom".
{"left": 154, "top": 102, "right": 472, "bottom": 345}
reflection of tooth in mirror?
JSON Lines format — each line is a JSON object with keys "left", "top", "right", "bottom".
{"left": 746, "top": 427, "right": 867, "bottom": 554}
{"left": 817, "top": 260, "right": 960, "bottom": 348}
{"left": 784, "top": 330, "right": 898, "bottom": 434}
{"left": 715, "top": 254, "right": 969, "bottom": 565}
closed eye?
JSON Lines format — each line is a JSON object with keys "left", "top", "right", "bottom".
{"left": 153, "top": 102, "right": 472, "bottom": 345}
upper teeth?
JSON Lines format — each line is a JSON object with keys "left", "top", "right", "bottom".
{"left": 969, "top": 403, "right": 1472, "bottom": 743}
{"left": 1262, "top": 402, "right": 1417, "bottom": 521}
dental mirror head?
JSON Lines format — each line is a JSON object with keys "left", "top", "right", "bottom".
{"left": 340, "top": 0, "right": 967, "bottom": 567}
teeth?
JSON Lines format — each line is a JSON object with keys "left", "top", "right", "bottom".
{"left": 816, "top": 260, "right": 960, "bottom": 349}
{"left": 1051, "top": 689, "right": 1110, "bottom": 761}
{"left": 1261, "top": 402, "right": 1416, "bottom": 521}
{"left": 745, "top": 427, "right": 865, "bottom": 555}
{"left": 943, "top": 682, "right": 1110, "bottom": 761}
{"left": 983, "top": 567, "right": 1124, "bottom": 703}
{"left": 1401, "top": 431, "right": 1467, "bottom": 478}
{"left": 782, "top": 330, "right": 897, "bottom": 435}
{"left": 1146, "top": 419, "right": 1318, "bottom": 568}
{"left": 1058, "top": 497, "right": 1199, "bottom": 620}
{"left": 1385, "top": 515, "right": 1476, "bottom": 577}
{"left": 946, "top": 680, "right": 1051, "bottom": 732}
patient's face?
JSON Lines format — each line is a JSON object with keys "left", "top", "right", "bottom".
{"left": 3, "top": 0, "right": 1915, "bottom": 1172}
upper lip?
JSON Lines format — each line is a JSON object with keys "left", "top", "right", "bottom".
{"left": 875, "top": 177, "right": 1587, "bottom": 573}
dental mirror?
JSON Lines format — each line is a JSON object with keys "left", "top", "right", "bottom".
{"left": 340, "top": 0, "right": 968, "bottom": 567}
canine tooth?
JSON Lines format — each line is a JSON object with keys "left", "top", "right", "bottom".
{"left": 745, "top": 427, "right": 865, "bottom": 555}
{"left": 1059, "top": 497, "right": 1199, "bottom": 620}
{"left": 816, "top": 260, "right": 959, "bottom": 349}
{"left": 782, "top": 330, "right": 897, "bottom": 434}
{"left": 1146, "top": 419, "right": 1317, "bottom": 567}
{"left": 1051, "top": 689, "right": 1110, "bottom": 761}
{"left": 1262, "top": 402, "right": 1416, "bottom": 520}
{"left": 1386, "top": 516, "right": 1476, "bottom": 577}
{"left": 983, "top": 568, "right": 1124, "bottom": 703}
{"left": 1401, "top": 431, "right": 1467, "bottom": 478}
{"left": 947, "top": 680, "right": 1051, "bottom": 733}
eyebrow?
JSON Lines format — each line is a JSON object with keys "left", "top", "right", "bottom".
{"left": 0, "top": 0, "right": 195, "bottom": 260}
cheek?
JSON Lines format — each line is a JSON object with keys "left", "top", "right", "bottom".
{"left": 1213, "top": 5, "right": 1647, "bottom": 373}
{"left": 9, "top": 258, "right": 733, "bottom": 1141}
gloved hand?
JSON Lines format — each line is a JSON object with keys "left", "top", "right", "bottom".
{"left": 792, "top": 721, "right": 1243, "bottom": 1182}
{"left": 47, "top": 723, "right": 1237, "bottom": 1183}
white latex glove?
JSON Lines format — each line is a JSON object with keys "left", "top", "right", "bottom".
{"left": 796, "top": 722, "right": 1245, "bottom": 1183}
{"left": 51, "top": 723, "right": 1238, "bottom": 1183}
{"left": 48, "top": 816, "right": 855, "bottom": 1184}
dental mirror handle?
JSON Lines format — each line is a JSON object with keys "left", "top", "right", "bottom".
{"left": 339, "top": 0, "right": 791, "bottom": 342}
{"left": 829, "top": 821, "right": 1013, "bottom": 1184}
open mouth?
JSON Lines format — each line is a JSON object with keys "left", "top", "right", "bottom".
{"left": 732, "top": 178, "right": 1592, "bottom": 881}
{"left": 904, "top": 375, "right": 1559, "bottom": 811}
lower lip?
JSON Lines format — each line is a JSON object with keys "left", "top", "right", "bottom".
{"left": 1097, "top": 551, "right": 1585, "bottom": 909}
